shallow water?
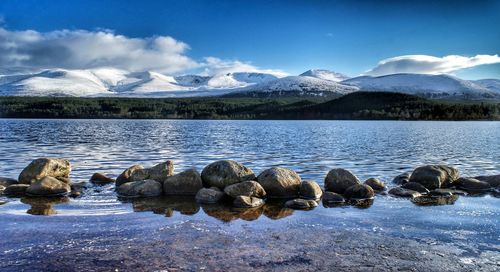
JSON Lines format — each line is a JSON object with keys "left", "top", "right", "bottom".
{"left": 0, "top": 119, "right": 499, "bottom": 271}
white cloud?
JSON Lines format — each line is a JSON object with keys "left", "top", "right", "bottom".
{"left": 200, "top": 57, "right": 288, "bottom": 77}
{"left": 365, "top": 54, "right": 500, "bottom": 76}
{"left": 0, "top": 27, "right": 199, "bottom": 74}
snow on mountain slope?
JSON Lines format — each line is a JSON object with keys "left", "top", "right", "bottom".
{"left": 473, "top": 79, "right": 500, "bottom": 94}
{"left": 111, "top": 71, "right": 188, "bottom": 93}
{"left": 90, "top": 68, "right": 129, "bottom": 87}
{"left": 300, "top": 69, "right": 350, "bottom": 82}
{"left": 236, "top": 76, "right": 358, "bottom": 95}
{"left": 174, "top": 75, "right": 211, "bottom": 87}
{"left": 342, "top": 73, "right": 496, "bottom": 98}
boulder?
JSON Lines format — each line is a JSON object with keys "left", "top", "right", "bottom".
{"left": 70, "top": 182, "right": 88, "bottom": 198}
{"left": 116, "top": 165, "right": 144, "bottom": 186}
{"left": 26, "top": 176, "right": 71, "bottom": 196}
{"left": 90, "top": 173, "right": 115, "bottom": 185}
{"left": 411, "top": 194, "right": 459, "bottom": 206}
{"left": 146, "top": 161, "right": 175, "bottom": 183}
{"left": 233, "top": 196, "right": 265, "bottom": 208}
{"left": 299, "top": 180, "right": 323, "bottom": 200}
{"left": 324, "top": 168, "right": 360, "bottom": 194}
{"left": 224, "top": 180, "right": 266, "bottom": 198}
{"left": 409, "top": 165, "right": 459, "bottom": 189}
{"left": 257, "top": 167, "right": 301, "bottom": 198}
{"left": 195, "top": 187, "right": 224, "bottom": 204}
{"left": 18, "top": 158, "right": 71, "bottom": 184}
{"left": 343, "top": 184, "right": 375, "bottom": 200}
{"left": 322, "top": 191, "right": 345, "bottom": 204}
{"left": 4, "top": 184, "right": 30, "bottom": 197}
{"left": 364, "top": 178, "right": 386, "bottom": 192}
{"left": 201, "top": 160, "right": 255, "bottom": 189}
{"left": 401, "top": 182, "right": 430, "bottom": 193}
{"left": 163, "top": 169, "right": 203, "bottom": 195}
{"left": 284, "top": 198, "right": 318, "bottom": 210}
{"left": 455, "top": 177, "right": 491, "bottom": 192}
{"left": 116, "top": 179, "right": 163, "bottom": 198}
{"left": 0, "top": 177, "right": 18, "bottom": 187}
{"left": 474, "top": 175, "right": 500, "bottom": 188}
{"left": 392, "top": 172, "right": 411, "bottom": 185}
{"left": 388, "top": 187, "right": 421, "bottom": 198}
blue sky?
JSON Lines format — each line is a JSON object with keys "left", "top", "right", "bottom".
{"left": 0, "top": 0, "right": 499, "bottom": 79}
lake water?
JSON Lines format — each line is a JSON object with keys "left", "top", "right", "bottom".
{"left": 0, "top": 119, "right": 499, "bottom": 271}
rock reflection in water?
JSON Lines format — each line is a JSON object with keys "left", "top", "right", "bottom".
{"left": 130, "top": 196, "right": 200, "bottom": 217}
{"left": 21, "top": 196, "right": 69, "bottom": 215}
{"left": 411, "top": 195, "right": 459, "bottom": 206}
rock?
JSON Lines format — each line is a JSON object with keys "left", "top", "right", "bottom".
{"left": 409, "top": 165, "right": 459, "bottom": 189}
{"left": 392, "top": 172, "right": 411, "bottom": 185}
{"left": 401, "top": 182, "right": 430, "bottom": 193}
{"left": 388, "top": 187, "right": 421, "bottom": 198}
{"left": 351, "top": 199, "right": 374, "bottom": 209}
{"left": 474, "top": 175, "right": 500, "bottom": 188}
{"left": 56, "top": 177, "right": 71, "bottom": 184}
{"left": 428, "top": 190, "right": 452, "bottom": 197}
{"left": 90, "top": 173, "right": 115, "bottom": 185}
{"left": 201, "top": 160, "right": 255, "bottom": 189}
{"left": 116, "top": 165, "right": 145, "bottom": 186}
{"left": 364, "top": 178, "right": 386, "bottom": 192}
{"left": 299, "top": 180, "right": 323, "bottom": 200}
{"left": 233, "top": 196, "right": 265, "bottom": 208}
{"left": 257, "top": 167, "right": 301, "bottom": 198}
{"left": 116, "top": 180, "right": 163, "bottom": 198}
{"left": 70, "top": 182, "right": 88, "bottom": 198}
{"left": 195, "top": 187, "right": 224, "bottom": 204}
{"left": 0, "top": 200, "right": 7, "bottom": 205}
{"left": 322, "top": 191, "right": 345, "bottom": 204}
{"left": 26, "top": 176, "right": 71, "bottom": 196}
{"left": 146, "top": 161, "right": 175, "bottom": 183}
{"left": 411, "top": 194, "right": 459, "bottom": 206}
{"left": 343, "top": 184, "right": 375, "bottom": 200}
{"left": 163, "top": 169, "right": 203, "bottom": 195}
{"left": 432, "top": 188, "right": 467, "bottom": 196}
{"left": 4, "top": 184, "right": 30, "bottom": 197}
{"left": 455, "top": 177, "right": 491, "bottom": 192}
{"left": 324, "top": 168, "right": 360, "bottom": 194}
{"left": 18, "top": 158, "right": 71, "bottom": 184}
{"left": 0, "top": 185, "right": 5, "bottom": 194}
{"left": 284, "top": 198, "right": 318, "bottom": 210}
{"left": 0, "top": 177, "right": 18, "bottom": 187}
{"left": 224, "top": 180, "right": 266, "bottom": 198}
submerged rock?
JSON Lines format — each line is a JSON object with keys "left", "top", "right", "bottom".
{"left": 455, "top": 177, "right": 491, "bottom": 192}
{"left": 409, "top": 165, "right": 459, "bottom": 189}
{"left": 0, "top": 177, "right": 18, "bottom": 187}
{"left": 117, "top": 179, "right": 163, "bottom": 198}
{"left": 343, "top": 184, "right": 375, "bottom": 200}
{"left": 18, "top": 158, "right": 71, "bottom": 184}
{"left": 392, "top": 172, "right": 411, "bottom": 185}
{"left": 322, "top": 191, "right": 345, "bottom": 204}
{"left": 163, "top": 169, "right": 203, "bottom": 195}
{"left": 388, "top": 187, "right": 421, "bottom": 198}
{"left": 401, "top": 182, "right": 430, "bottom": 194}
{"left": 364, "top": 178, "right": 386, "bottom": 192}
{"left": 70, "top": 182, "right": 88, "bottom": 198}
{"left": 224, "top": 180, "right": 266, "bottom": 198}
{"left": 284, "top": 198, "right": 318, "bottom": 210}
{"left": 21, "top": 196, "right": 69, "bottom": 216}
{"left": 195, "top": 187, "right": 224, "bottom": 204}
{"left": 474, "top": 174, "right": 500, "bottom": 188}
{"left": 431, "top": 188, "right": 467, "bottom": 196}
{"left": 299, "top": 180, "right": 323, "bottom": 200}
{"left": 324, "top": 168, "right": 360, "bottom": 194}
{"left": 90, "top": 173, "right": 115, "bottom": 185}
{"left": 201, "top": 160, "right": 255, "bottom": 189}
{"left": 26, "top": 176, "right": 71, "bottom": 196}
{"left": 233, "top": 196, "right": 265, "bottom": 208}
{"left": 257, "top": 167, "right": 301, "bottom": 198}
{"left": 4, "top": 184, "right": 30, "bottom": 197}
{"left": 411, "top": 194, "right": 459, "bottom": 206}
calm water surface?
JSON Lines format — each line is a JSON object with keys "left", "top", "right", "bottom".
{"left": 0, "top": 119, "right": 499, "bottom": 270}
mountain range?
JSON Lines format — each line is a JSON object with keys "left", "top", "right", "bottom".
{"left": 0, "top": 67, "right": 499, "bottom": 100}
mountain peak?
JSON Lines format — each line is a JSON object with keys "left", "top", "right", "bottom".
{"left": 300, "top": 69, "right": 350, "bottom": 82}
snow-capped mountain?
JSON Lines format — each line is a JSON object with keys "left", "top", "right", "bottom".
{"left": 342, "top": 73, "right": 497, "bottom": 99}
{"left": 473, "top": 79, "right": 500, "bottom": 94}
{"left": 300, "top": 69, "right": 350, "bottom": 82}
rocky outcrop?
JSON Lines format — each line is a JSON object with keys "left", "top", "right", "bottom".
{"left": 257, "top": 167, "right": 301, "bottom": 198}
{"left": 343, "top": 184, "right": 375, "bottom": 200}
{"left": 201, "top": 160, "right": 255, "bottom": 189}
{"left": 284, "top": 198, "right": 318, "bottom": 210}
{"left": 364, "top": 178, "right": 386, "bottom": 192}
{"left": 3, "top": 184, "right": 30, "bottom": 197}
{"left": 195, "top": 187, "right": 224, "bottom": 204}
{"left": 0, "top": 177, "right": 18, "bottom": 187}
{"left": 388, "top": 187, "right": 421, "bottom": 198}
{"left": 163, "top": 169, "right": 203, "bottom": 195}
{"left": 90, "top": 173, "right": 115, "bottom": 185}
{"left": 455, "top": 177, "right": 491, "bottom": 192}
{"left": 18, "top": 158, "right": 71, "bottom": 184}
{"left": 392, "top": 172, "right": 411, "bottom": 185}
{"left": 116, "top": 179, "right": 163, "bottom": 198}
{"left": 299, "top": 180, "right": 323, "bottom": 200}
{"left": 26, "top": 176, "right": 71, "bottom": 196}
{"left": 409, "top": 165, "right": 459, "bottom": 189}
{"left": 324, "top": 168, "right": 360, "bottom": 194}
{"left": 401, "top": 182, "right": 430, "bottom": 193}
{"left": 233, "top": 196, "right": 265, "bottom": 208}
{"left": 224, "top": 180, "right": 266, "bottom": 198}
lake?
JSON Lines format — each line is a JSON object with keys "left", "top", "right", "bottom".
{"left": 0, "top": 119, "right": 499, "bottom": 271}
